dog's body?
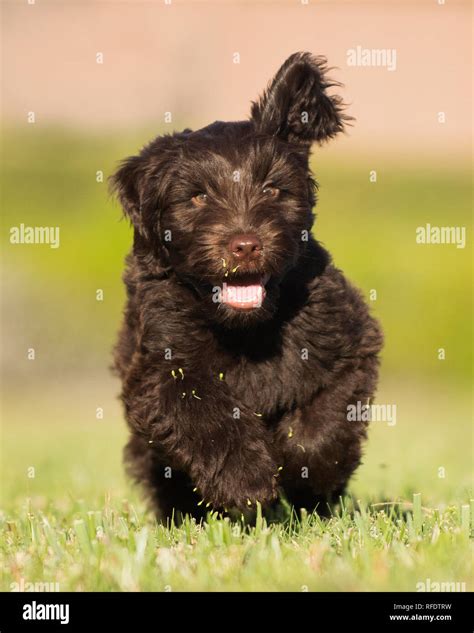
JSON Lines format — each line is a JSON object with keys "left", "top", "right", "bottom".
{"left": 112, "top": 53, "right": 383, "bottom": 520}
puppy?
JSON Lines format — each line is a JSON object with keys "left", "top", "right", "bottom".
{"left": 111, "top": 52, "right": 383, "bottom": 520}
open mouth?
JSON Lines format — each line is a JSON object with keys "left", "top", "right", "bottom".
{"left": 221, "top": 273, "right": 270, "bottom": 310}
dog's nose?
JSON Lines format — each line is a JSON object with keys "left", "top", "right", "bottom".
{"left": 229, "top": 234, "right": 262, "bottom": 260}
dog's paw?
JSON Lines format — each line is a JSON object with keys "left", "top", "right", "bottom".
{"left": 197, "top": 443, "right": 279, "bottom": 511}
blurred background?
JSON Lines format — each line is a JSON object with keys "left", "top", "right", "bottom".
{"left": 1, "top": 0, "right": 472, "bottom": 519}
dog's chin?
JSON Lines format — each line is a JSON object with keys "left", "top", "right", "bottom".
{"left": 215, "top": 296, "right": 276, "bottom": 327}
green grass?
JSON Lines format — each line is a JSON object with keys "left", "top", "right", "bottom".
{"left": 1, "top": 380, "right": 472, "bottom": 592}
{"left": 0, "top": 494, "right": 471, "bottom": 593}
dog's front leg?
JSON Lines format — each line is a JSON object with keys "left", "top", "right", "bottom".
{"left": 273, "top": 360, "right": 379, "bottom": 514}
{"left": 122, "top": 357, "right": 278, "bottom": 512}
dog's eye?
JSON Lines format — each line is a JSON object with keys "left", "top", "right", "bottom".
{"left": 191, "top": 193, "right": 208, "bottom": 207}
{"left": 262, "top": 185, "right": 280, "bottom": 198}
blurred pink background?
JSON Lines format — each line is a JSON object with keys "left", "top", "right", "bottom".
{"left": 3, "top": 0, "right": 472, "bottom": 159}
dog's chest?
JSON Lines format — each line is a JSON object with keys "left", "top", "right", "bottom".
{"left": 214, "top": 318, "right": 326, "bottom": 416}
{"left": 224, "top": 359, "right": 269, "bottom": 409}
{"left": 219, "top": 350, "right": 297, "bottom": 418}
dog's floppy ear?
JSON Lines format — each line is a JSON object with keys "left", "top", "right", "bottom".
{"left": 111, "top": 133, "right": 192, "bottom": 274}
{"left": 110, "top": 154, "right": 149, "bottom": 238}
{"left": 110, "top": 132, "right": 191, "bottom": 241}
{"left": 250, "top": 52, "right": 350, "bottom": 145}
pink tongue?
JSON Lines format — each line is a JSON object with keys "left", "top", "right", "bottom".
{"left": 222, "top": 283, "right": 264, "bottom": 309}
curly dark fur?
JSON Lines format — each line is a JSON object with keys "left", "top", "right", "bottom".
{"left": 111, "top": 52, "right": 383, "bottom": 521}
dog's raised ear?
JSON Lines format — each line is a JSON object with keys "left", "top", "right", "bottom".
{"left": 250, "top": 52, "right": 350, "bottom": 145}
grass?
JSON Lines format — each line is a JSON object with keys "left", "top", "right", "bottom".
{"left": 0, "top": 495, "right": 471, "bottom": 593}
{"left": 1, "top": 380, "right": 472, "bottom": 592}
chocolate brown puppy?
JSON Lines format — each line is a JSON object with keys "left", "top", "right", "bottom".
{"left": 111, "top": 52, "right": 383, "bottom": 521}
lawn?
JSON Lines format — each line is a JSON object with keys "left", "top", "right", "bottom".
{"left": 1, "top": 378, "right": 471, "bottom": 592}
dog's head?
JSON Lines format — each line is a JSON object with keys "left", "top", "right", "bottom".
{"left": 112, "top": 53, "right": 349, "bottom": 326}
